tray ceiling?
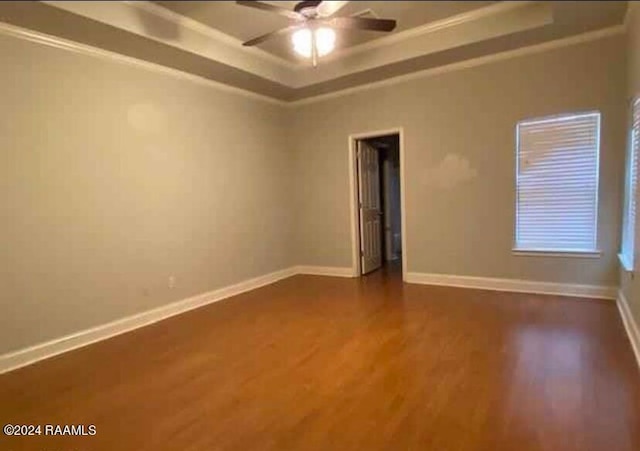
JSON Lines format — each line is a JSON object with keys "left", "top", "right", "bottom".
{"left": 0, "top": 1, "right": 629, "bottom": 102}
{"left": 155, "top": 1, "right": 496, "bottom": 62}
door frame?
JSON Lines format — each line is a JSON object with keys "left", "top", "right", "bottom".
{"left": 348, "top": 127, "right": 407, "bottom": 281}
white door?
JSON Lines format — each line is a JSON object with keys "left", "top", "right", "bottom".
{"left": 382, "top": 159, "right": 393, "bottom": 261}
{"left": 357, "top": 140, "right": 382, "bottom": 274}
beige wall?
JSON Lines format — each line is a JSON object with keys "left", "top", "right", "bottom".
{"left": 629, "top": 3, "right": 640, "bottom": 97}
{"left": 293, "top": 35, "right": 626, "bottom": 285}
{"left": 0, "top": 33, "right": 293, "bottom": 354}
{"left": 1, "top": 29, "right": 629, "bottom": 357}
{"left": 620, "top": 2, "right": 640, "bottom": 325}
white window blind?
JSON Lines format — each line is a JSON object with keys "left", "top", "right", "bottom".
{"left": 620, "top": 98, "right": 640, "bottom": 270}
{"left": 515, "top": 112, "right": 600, "bottom": 253}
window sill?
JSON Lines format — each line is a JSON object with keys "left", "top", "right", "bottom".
{"left": 618, "top": 253, "right": 634, "bottom": 272}
{"left": 512, "top": 249, "right": 602, "bottom": 258}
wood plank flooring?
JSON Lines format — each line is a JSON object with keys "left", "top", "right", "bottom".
{"left": 1, "top": 268, "right": 639, "bottom": 450}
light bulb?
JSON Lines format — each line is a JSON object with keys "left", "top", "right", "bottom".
{"left": 315, "top": 28, "right": 336, "bottom": 57}
{"left": 292, "top": 28, "right": 312, "bottom": 58}
{"left": 291, "top": 27, "right": 336, "bottom": 58}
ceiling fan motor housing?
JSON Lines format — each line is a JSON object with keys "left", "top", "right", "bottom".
{"left": 294, "top": 1, "right": 322, "bottom": 17}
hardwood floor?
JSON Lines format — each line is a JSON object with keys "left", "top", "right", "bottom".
{"left": 1, "top": 267, "right": 639, "bottom": 451}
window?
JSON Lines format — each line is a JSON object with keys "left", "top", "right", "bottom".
{"left": 514, "top": 112, "right": 600, "bottom": 254}
{"left": 620, "top": 98, "right": 640, "bottom": 271}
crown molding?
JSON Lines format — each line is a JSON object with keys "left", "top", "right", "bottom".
{"left": 0, "top": 16, "right": 625, "bottom": 108}
{"left": 291, "top": 1, "right": 553, "bottom": 88}
{"left": 36, "top": 0, "right": 554, "bottom": 89}
{"left": 137, "top": 0, "right": 552, "bottom": 84}
{"left": 316, "top": 1, "right": 537, "bottom": 65}
{"left": 29, "top": 1, "right": 628, "bottom": 93}
{"left": 127, "top": 1, "right": 297, "bottom": 70}
{"left": 0, "top": 21, "right": 287, "bottom": 107}
{"left": 288, "top": 25, "right": 626, "bottom": 107}
{"left": 41, "top": 0, "right": 295, "bottom": 85}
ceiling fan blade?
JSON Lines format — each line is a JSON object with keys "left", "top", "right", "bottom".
{"left": 242, "top": 25, "right": 301, "bottom": 47}
{"left": 236, "top": 1, "right": 303, "bottom": 20}
{"left": 323, "top": 16, "right": 397, "bottom": 32}
{"left": 316, "top": 1, "right": 349, "bottom": 18}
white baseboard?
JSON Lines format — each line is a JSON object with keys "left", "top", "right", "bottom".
{"left": 295, "top": 266, "right": 355, "bottom": 278}
{"left": 0, "top": 267, "right": 297, "bottom": 375}
{"left": 405, "top": 272, "right": 617, "bottom": 300}
{"left": 0, "top": 266, "right": 619, "bottom": 374}
{"left": 617, "top": 290, "right": 640, "bottom": 370}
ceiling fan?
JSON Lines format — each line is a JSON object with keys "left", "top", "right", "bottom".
{"left": 236, "top": 1, "right": 397, "bottom": 66}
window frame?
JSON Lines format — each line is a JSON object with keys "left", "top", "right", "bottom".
{"left": 619, "top": 98, "right": 640, "bottom": 272}
{"left": 512, "top": 111, "right": 602, "bottom": 257}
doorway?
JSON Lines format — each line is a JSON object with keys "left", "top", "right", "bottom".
{"left": 349, "top": 128, "right": 406, "bottom": 281}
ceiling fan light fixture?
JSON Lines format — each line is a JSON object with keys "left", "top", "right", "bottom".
{"left": 292, "top": 28, "right": 312, "bottom": 57}
{"left": 315, "top": 27, "right": 336, "bottom": 56}
{"left": 292, "top": 27, "right": 336, "bottom": 58}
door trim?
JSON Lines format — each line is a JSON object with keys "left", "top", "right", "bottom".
{"left": 348, "top": 127, "right": 407, "bottom": 281}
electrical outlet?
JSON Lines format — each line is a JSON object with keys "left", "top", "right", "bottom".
{"left": 168, "top": 276, "right": 176, "bottom": 289}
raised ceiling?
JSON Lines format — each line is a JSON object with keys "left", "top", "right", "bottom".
{"left": 0, "top": 1, "right": 629, "bottom": 102}
{"left": 155, "top": 1, "right": 497, "bottom": 62}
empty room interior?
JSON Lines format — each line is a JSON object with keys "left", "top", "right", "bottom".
{"left": 2, "top": 0, "right": 640, "bottom": 449}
